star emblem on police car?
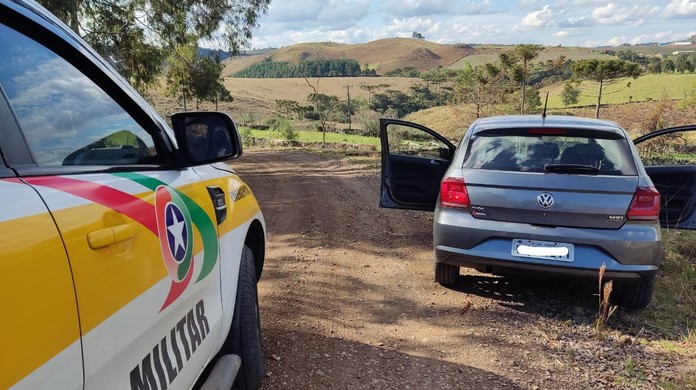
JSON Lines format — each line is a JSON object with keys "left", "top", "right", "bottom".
{"left": 537, "top": 192, "right": 554, "bottom": 209}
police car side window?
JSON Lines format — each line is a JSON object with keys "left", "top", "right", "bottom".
{"left": 0, "top": 24, "right": 158, "bottom": 167}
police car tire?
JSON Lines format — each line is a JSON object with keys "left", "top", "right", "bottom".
{"left": 231, "top": 245, "right": 264, "bottom": 389}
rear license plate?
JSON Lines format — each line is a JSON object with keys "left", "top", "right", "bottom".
{"left": 511, "top": 239, "right": 574, "bottom": 262}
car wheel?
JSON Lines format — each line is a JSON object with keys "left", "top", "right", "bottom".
{"left": 612, "top": 277, "right": 655, "bottom": 309}
{"left": 230, "top": 245, "right": 264, "bottom": 389}
{"left": 434, "top": 262, "right": 459, "bottom": 285}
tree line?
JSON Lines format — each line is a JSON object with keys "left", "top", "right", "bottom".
{"left": 268, "top": 44, "right": 650, "bottom": 140}
{"left": 234, "top": 58, "right": 377, "bottom": 78}
{"left": 615, "top": 50, "right": 696, "bottom": 74}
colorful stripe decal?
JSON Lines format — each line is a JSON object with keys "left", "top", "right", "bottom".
{"left": 22, "top": 173, "right": 220, "bottom": 311}
{"left": 21, "top": 176, "right": 158, "bottom": 235}
{"left": 113, "top": 172, "right": 219, "bottom": 282}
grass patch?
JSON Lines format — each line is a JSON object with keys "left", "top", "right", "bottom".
{"left": 621, "top": 229, "right": 696, "bottom": 372}
{"left": 544, "top": 73, "right": 696, "bottom": 109}
{"left": 615, "top": 356, "right": 647, "bottom": 387}
{"left": 243, "top": 128, "right": 380, "bottom": 147}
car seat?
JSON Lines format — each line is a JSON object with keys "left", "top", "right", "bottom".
{"left": 560, "top": 142, "right": 606, "bottom": 167}
{"left": 526, "top": 142, "right": 559, "bottom": 171}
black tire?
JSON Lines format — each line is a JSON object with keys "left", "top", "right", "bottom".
{"left": 612, "top": 278, "right": 655, "bottom": 309}
{"left": 434, "top": 262, "right": 459, "bottom": 286}
{"left": 230, "top": 245, "right": 264, "bottom": 389}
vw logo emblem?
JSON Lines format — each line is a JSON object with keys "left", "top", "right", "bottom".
{"left": 537, "top": 193, "right": 554, "bottom": 209}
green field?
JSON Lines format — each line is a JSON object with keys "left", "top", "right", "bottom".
{"left": 544, "top": 73, "right": 696, "bottom": 108}
{"left": 449, "top": 45, "right": 608, "bottom": 69}
{"left": 244, "top": 128, "right": 380, "bottom": 147}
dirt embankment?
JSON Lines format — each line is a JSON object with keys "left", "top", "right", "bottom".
{"left": 234, "top": 150, "right": 689, "bottom": 390}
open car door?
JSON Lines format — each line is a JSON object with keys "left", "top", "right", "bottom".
{"left": 634, "top": 124, "right": 696, "bottom": 229}
{"left": 379, "top": 119, "right": 456, "bottom": 211}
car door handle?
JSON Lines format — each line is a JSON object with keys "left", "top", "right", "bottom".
{"left": 87, "top": 223, "right": 137, "bottom": 250}
{"left": 430, "top": 159, "right": 440, "bottom": 165}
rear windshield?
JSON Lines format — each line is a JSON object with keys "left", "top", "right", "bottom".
{"left": 462, "top": 128, "right": 638, "bottom": 175}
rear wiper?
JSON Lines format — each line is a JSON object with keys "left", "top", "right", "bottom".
{"left": 543, "top": 164, "right": 599, "bottom": 174}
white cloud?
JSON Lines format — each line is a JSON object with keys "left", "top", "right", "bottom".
{"left": 554, "top": 28, "right": 583, "bottom": 38}
{"left": 261, "top": 0, "right": 372, "bottom": 32}
{"left": 518, "top": 0, "right": 541, "bottom": 7}
{"left": 381, "top": 0, "right": 455, "bottom": 17}
{"left": 248, "top": 0, "right": 696, "bottom": 48}
{"left": 591, "top": 3, "right": 661, "bottom": 26}
{"left": 558, "top": 15, "right": 594, "bottom": 28}
{"left": 572, "top": 0, "right": 605, "bottom": 5}
{"left": 663, "top": 0, "right": 696, "bottom": 18}
{"left": 520, "top": 5, "right": 557, "bottom": 28}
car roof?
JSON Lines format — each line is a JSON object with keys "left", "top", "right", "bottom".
{"left": 471, "top": 115, "right": 626, "bottom": 136}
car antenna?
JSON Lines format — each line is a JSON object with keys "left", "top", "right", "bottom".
{"left": 541, "top": 92, "right": 549, "bottom": 121}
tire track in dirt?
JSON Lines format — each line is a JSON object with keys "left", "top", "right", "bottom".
{"left": 233, "top": 150, "right": 681, "bottom": 390}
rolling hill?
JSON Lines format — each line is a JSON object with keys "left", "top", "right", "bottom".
{"left": 224, "top": 38, "right": 476, "bottom": 76}
{"left": 224, "top": 39, "right": 617, "bottom": 77}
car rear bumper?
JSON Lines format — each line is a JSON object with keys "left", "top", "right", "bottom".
{"left": 435, "top": 244, "right": 658, "bottom": 281}
{"left": 434, "top": 208, "right": 661, "bottom": 281}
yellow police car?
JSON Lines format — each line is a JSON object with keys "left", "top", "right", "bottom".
{"left": 0, "top": 1, "right": 266, "bottom": 389}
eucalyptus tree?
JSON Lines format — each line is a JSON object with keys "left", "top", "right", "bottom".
{"left": 40, "top": 0, "right": 270, "bottom": 92}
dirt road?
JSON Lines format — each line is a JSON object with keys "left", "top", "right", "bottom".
{"left": 233, "top": 150, "right": 682, "bottom": 389}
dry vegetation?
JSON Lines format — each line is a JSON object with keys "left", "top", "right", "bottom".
{"left": 405, "top": 100, "right": 696, "bottom": 141}
{"left": 449, "top": 45, "right": 609, "bottom": 68}
{"left": 225, "top": 38, "right": 474, "bottom": 75}
{"left": 148, "top": 76, "right": 422, "bottom": 124}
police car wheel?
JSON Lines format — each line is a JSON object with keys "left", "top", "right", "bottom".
{"left": 231, "top": 245, "right": 264, "bottom": 389}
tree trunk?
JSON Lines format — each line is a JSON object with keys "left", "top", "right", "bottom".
{"left": 70, "top": 0, "right": 81, "bottom": 34}
{"left": 595, "top": 78, "right": 603, "bottom": 119}
{"left": 520, "top": 59, "right": 527, "bottom": 115}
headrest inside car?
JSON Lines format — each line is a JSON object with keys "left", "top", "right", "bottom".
{"left": 527, "top": 142, "right": 560, "bottom": 160}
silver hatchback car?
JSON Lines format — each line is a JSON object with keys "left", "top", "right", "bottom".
{"left": 380, "top": 115, "right": 690, "bottom": 309}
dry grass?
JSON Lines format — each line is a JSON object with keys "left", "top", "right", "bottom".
{"left": 146, "top": 76, "right": 421, "bottom": 124}
{"left": 596, "top": 264, "right": 618, "bottom": 340}
{"left": 224, "top": 38, "right": 476, "bottom": 75}
{"left": 224, "top": 41, "right": 611, "bottom": 77}
{"left": 450, "top": 45, "right": 608, "bottom": 68}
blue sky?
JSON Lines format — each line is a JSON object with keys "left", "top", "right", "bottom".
{"left": 250, "top": 0, "right": 696, "bottom": 48}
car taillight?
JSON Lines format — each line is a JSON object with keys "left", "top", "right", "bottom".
{"left": 627, "top": 186, "right": 660, "bottom": 220}
{"left": 440, "top": 177, "right": 470, "bottom": 208}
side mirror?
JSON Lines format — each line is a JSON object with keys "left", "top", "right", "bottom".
{"left": 171, "top": 111, "right": 242, "bottom": 165}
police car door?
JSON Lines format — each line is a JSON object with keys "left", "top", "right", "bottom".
{"left": 0, "top": 106, "right": 82, "bottom": 389}
{"left": 0, "top": 10, "right": 223, "bottom": 390}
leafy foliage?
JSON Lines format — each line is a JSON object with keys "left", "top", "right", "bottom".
{"left": 307, "top": 93, "right": 340, "bottom": 144}
{"left": 41, "top": 0, "right": 270, "bottom": 92}
{"left": 234, "top": 58, "right": 366, "bottom": 78}
{"left": 572, "top": 59, "right": 641, "bottom": 118}
{"left": 166, "top": 46, "right": 231, "bottom": 109}
{"left": 561, "top": 82, "right": 580, "bottom": 107}
{"left": 370, "top": 84, "right": 450, "bottom": 117}
{"left": 384, "top": 67, "right": 421, "bottom": 78}
{"left": 453, "top": 64, "right": 506, "bottom": 118}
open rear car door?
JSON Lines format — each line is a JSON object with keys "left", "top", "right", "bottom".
{"left": 379, "top": 119, "right": 456, "bottom": 211}
{"left": 634, "top": 124, "right": 696, "bottom": 229}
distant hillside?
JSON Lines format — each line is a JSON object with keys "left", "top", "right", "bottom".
{"left": 197, "top": 48, "right": 232, "bottom": 60}
{"left": 450, "top": 45, "right": 609, "bottom": 68}
{"left": 223, "top": 38, "right": 476, "bottom": 76}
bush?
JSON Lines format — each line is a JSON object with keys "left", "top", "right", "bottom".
{"left": 273, "top": 117, "right": 298, "bottom": 142}
{"left": 304, "top": 111, "right": 321, "bottom": 120}
{"left": 241, "top": 127, "right": 254, "bottom": 147}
